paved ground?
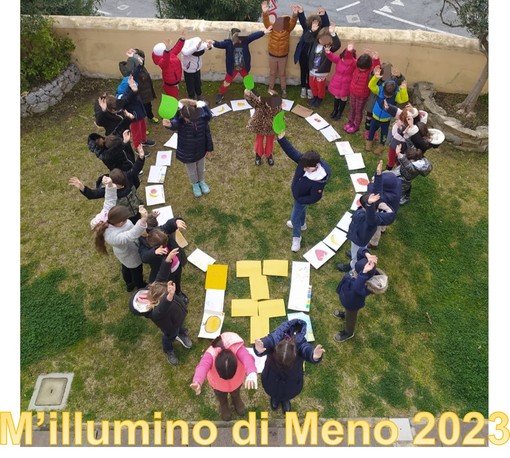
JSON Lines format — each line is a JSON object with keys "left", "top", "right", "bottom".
{"left": 26, "top": 416, "right": 488, "bottom": 447}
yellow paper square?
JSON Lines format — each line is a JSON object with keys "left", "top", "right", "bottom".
{"left": 263, "top": 260, "right": 289, "bottom": 277}
{"left": 250, "top": 315, "right": 270, "bottom": 343}
{"left": 175, "top": 229, "right": 188, "bottom": 248}
{"left": 236, "top": 260, "right": 262, "bottom": 277}
{"left": 258, "top": 299, "right": 286, "bottom": 318}
{"left": 205, "top": 264, "right": 228, "bottom": 290}
{"left": 231, "top": 299, "right": 259, "bottom": 317}
{"left": 249, "top": 275, "right": 270, "bottom": 301}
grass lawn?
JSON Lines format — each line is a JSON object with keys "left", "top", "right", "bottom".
{"left": 20, "top": 77, "right": 488, "bottom": 422}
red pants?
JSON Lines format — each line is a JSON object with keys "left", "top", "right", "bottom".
{"left": 309, "top": 75, "right": 327, "bottom": 99}
{"left": 162, "top": 84, "right": 179, "bottom": 98}
{"left": 220, "top": 68, "right": 248, "bottom": 95}
{"left": 387, "top": 146, "right": 398, "bottom": 168}
{"left": 130, "top": 118, "right": 147, "bottom": 149}
{"left": 254, "top": 134, "right": 275, "bottom": 157}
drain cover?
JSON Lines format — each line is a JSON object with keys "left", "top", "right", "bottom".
{"left": 28, "top": 373, "right": 74, "bottom": 411}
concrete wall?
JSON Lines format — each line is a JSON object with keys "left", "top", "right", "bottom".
{"left": 51, "top": 16, "right": 487, "bottom": 94}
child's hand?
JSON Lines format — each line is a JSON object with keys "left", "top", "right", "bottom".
{"left": 244, "top": 88, "right": 251, "bottom": 96}
{"left": 329, "top": 23, "right": 336, "bottom": 35}
{"left": 244, "top": 372, "right": 258, "bottom": 390}
{"left": 68, "top": 177, "right": 84, "bottom": 191}
{"left": 128, "top": 75, "right": 138, "bottom": 91}
{"left": 166, "top": 247, "right": 180, "bottom": 261}
{"left": 98, "top": 96, "right": 107, "bottom": 112}
{"left": 297, "top": 4, "right": 304, "bottom": 13}
{"left": 291, "top": 4, "right": 299, "bottom": 15}
{"left": 372, "top": 50, "right": 379, "bottom": 60}
{"left": 261, "top": 1, "right": 269, "bottom": 13}
{"left": 155, "top": 246, "right": 169, "bottom": 256}
{"left": 364, "top": 259, "right": 376, "bottom": 273}
{"left": 177, "top": 219, "right": 187, "bottom": 231}
{"left": 367, "top": 193, "right": 380, "bottom": 205}
{"left": 400, "top": 79, "right": 407, "bottom": 89}
{"left": 325, "top": 46, "right": 331, "bottom": 54}
{"left": 374, "top": 66, "right": 382, "bottom": 78}
{"left": 376, "top": 159, "right": 383, "bottom": 175}
{"left": 392, "top": 66, "right": 401, "bottom": 77}
{"left": 137, "top": 143, "right": 145, "bottom": 158}
{"left": 126, "top": 48, "right": 135, "bottom": 57}
{"left": 139, "top": 205, "right": 148, "bottom": 219}
{"left": 313, "top": 344, "right": 325, "bottom": 360}
{"left": 311, "top": 21, "right": 319, "bottom": 32}
{"left": 162, "top": 119, "right": 171, "bottom": 128}
{"left": 383, "top": 99, "right": 389, "bottom": 111}
{"left": 264, "top": 25, "right": 273, "bottom": 34}
{"left": 396, "top": 144, "right": 403, "bottom": 158}
{"left": 278, "top": 130, "right": 286, "bottom": 139}
{"left": 205, "top": 151, "right": 213, "bottom": 159}
{"left": 124, "top": 110, "right": 135, "bottom": 119}
{"left": 190, "top": 382, "right": 202, "bottom": 395}
{"left": 317, "top": 6, "right": 326, "bottom": 15}
{"left": 122, "top": 129, "right": 131, "bottom": 143}
{"left": 347, "top": 42, "right": 354, "bottom": 52}
{"left": 102, "top": 176, "right": 113, "bottom": 187}
{"left": 254, "top": 339, "right": 266, "bottom": 353}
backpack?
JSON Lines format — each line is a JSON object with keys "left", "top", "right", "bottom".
{"left": 366, "top": 268, "right": 388, "bottom": 295}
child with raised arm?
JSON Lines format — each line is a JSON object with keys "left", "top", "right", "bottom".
{"left": 262, "top": 1, "right": 298, "bottom": 97}
{"left": 209, "top": 26, "right": 271, "bottom": 104}
{"left": 190, "top": 332, "right": 257, "bottom": 421}
{"left": 152, "top": 31, "right": 186, "bottom": 98}
{"left": 244, "top": 89, "right": 282, "bottom": 166}
{"left": 293, "top": 5, "right": 330, "bottom": 99}
{"left": 326, "top": 42, "right": 357, "bottom": 120}
{"left": 181, "top": 37, "right": 211, "bottom": 100}
{"left": 254, "top": 318, "right": 324, "bottom": 413}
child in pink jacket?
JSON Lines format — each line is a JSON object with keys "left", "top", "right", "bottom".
{"left": 326, "top": 42, "right": 357, "bottom": 121}
{"left": 190, "top": 332, "right": 257, "bottom": 421}
{"left": 344, "top": 50, "right": 381, "bottom": 134}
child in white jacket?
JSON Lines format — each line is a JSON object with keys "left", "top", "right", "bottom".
{"left": 181, "top": 37, "right": 211, "bottom": 100}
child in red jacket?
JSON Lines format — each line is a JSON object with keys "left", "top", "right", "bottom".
{"left": 344, "top": 50, "right": 380, "bottom": 134}
{"left": 152, "top": 32, "right": 186, "bottom": 98}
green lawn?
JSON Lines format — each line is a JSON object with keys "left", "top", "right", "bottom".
{"left": 20, "top": 77, "right": 488, "bottom": 422}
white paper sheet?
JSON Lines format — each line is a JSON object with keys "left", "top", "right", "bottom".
{"left": 147, "top": 165, "right": 167, "bottom": 184}
{"left": 187, "top": 248, "right": 216, "bottom": 272}
{"left": 154, "top": 205, "right": 174, "bottom": 225}
{"left": 305, "top": 113, "right": 329, "bottom": 130}
{"left": 287, "top": 261, "right": 311, "bottom": 312}
{"left": 198, "top": 310, "right": 225, "bottom": 339}
{"left": 336, "top": 211, "right": 353, "bottom": 233}
{"left": 211, "top": 103, "right": 232, "bottom": 116}
{"left": 303, "top": 241, "right": 336, "bottom": 269}
{"left": 204, "top": 289, "right": 225, "bottom": 314}
{"left": 156, "top": 150, "right": 172, "bottom": 166}
{"left": 230, "top": 99, "right": 253, "bottom": 111}
{"left": 350, "top": 173, "right": 370, "bottom": 193}
{"left": 281, "top": 99, "right": 294, "bottom": 111}
{"left": 164, "top": 133, "right": 178, "bottom": 149}
{"left": 320, "top": 125, "right": 341, "bottom": 142}
{"left": 345, "top": 153, "right": 366, "bottom": 170}
{"left": 350, "top": 194, "right": 362, "bottom": 211}
{"left": 145, "top": 185, "right": 165, "bottom": 206}
{"left": 323, "top": 227, "right": 348, "bottom": 252}
{"left": 335, "top": 141, "right": 355, "bottom": 156}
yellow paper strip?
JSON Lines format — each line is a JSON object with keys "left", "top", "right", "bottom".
{"left": 236, "top": 260, "right": 262, "bottom": 277}
{"left": 250, "top": 315, "right": 270, "bottom": 343}
{"left": 205, "top": 264, "right": 229, "bottom": 290}
{"left": 258, "top": 299, "right": 286, "bottom": 318}
{"left": 263, "top": 260, "right": 289, "bottom": 277}
{"left": 249, "top": 275, "right": 270, "bottom": 301}
{"left": 231, "top": 299, "right": 259, "bottom": 317}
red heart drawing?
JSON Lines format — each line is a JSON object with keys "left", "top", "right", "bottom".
{"left": 356, "top": 198, "right": 361, "bottom": 206}
{"left": 161, "top": 154, "right": 167, "bottom": 159}
{"left": 357, "top": 177, "right": 369, "bottom": 186}
{"left": 315, "top": 249, "right": 327, "bottom": 261}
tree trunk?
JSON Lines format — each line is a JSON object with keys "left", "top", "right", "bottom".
{"left": 457, "top": 59, "right": 488, "bottom": 115}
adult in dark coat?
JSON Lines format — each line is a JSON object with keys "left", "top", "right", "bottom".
{"left": 254, "top": 319, "right": 324, "bottom": 413}
{"left": 162, "top": 99, "right": 214, "bottom": 198}
{"left": 334, "top": 247, "right": 378, "bottom": 342}
{"left": 87, "top": 129, "right": 136, "bottom": 171}
{"left": 128, "top": 252, "right": 192, "bottom": 366}
{"left": 138, "top": 216, "right": 188, "bottom": 302}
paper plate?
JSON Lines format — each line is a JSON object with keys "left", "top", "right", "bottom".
{"left": 428, "top": 128, "right": 445, "bottom": 145}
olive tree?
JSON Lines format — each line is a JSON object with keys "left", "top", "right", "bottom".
{"left": 440, "top": 0, "right": 488, "bottom": 117}
{"left": 156, "top": 0, "right": 261, "bottom": 21}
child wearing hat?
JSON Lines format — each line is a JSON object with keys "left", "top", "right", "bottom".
{"left": 333, "top": 247, "right": 379, "bottom": 342}
{"left": 244, "top": 88, "right": 282, "bottom": 166}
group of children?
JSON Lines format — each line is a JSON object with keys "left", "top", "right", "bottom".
{"left": 66, "top": 3, "right": 448, "bottom": 420}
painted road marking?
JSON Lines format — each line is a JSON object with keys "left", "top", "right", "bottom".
{"left": 336, "top": 1, "right": 360, "bottom": 12}
{"left": 373, "top": 9, "right": 454, "bottom": 34}
{"left": 97, "top": 10, "right": 111, "bottom": 15}
{"left": 380, "top": 5, "right": 392, "bottom": 13}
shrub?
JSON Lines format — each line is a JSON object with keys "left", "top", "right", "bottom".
{"left": 157, "top": 0, "right": 261, "bottom": 21}
{"left": 20, "top": 15, "right": 75, "bottom": 93}
{"left": 20, "top": 0, "right": 101, "bottom": 16}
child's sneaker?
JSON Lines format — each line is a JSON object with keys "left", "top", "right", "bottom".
{"left": 286, "top": 220, "right": 307, "bottom": 230}
{"left": 307, "top": 89, "right": 313, "bottom": 99}
{"left": 281, "top": 89, "right": 287, "bottom": 98}
{"left": 300, "top": 87, "right": 307, "bottom": 98}
{"left": 150, "top": 117, "right": 159, "bottom": 124}
{"left": 343, "top": 122, "right": 352, "bottom": 131}
{"left": 267, "top": 155, "right": 275, "bottom": 166}
{"left": 215, "top": 93, "right": 224, "bottom": 104}
{"left": 192, "top": 183, "right": 202, "bottom": 198}
{"left": 291, "top": 237, "right": 302, "bottom": 252}
{"left": 198, "top": 180, "right": 210, "bottom": 194}
{"left": 346, "top": 125, "right": 357, "bottom": 134}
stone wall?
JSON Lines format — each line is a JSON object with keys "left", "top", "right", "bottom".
{"left": 21, "top": 64, "right": 81, "bottom": 117}
{"left": 412, "top": 82, "right": 488, "bottom": 153}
